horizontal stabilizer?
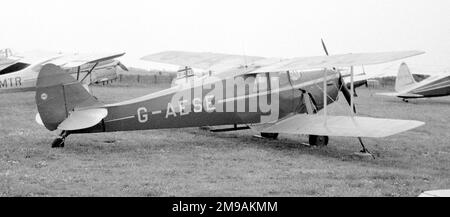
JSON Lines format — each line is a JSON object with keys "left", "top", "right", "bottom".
{"left": 57, "top": 108, "right": 107, "bottom": 131}
{"left": 261, "top": 115, "right": 424, "bottom": 138}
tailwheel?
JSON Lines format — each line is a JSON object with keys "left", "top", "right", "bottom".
{"left": 51, "top": 131, "right": 69, "bottom": 148}
{"left": 308, "top": 135, "right": 328, "bottom": 146}
{"left": 51, "top": 137, "right": 65, "bottom": 148}
{"left": 260, "top": 132, "right": 279, "bottom": 140}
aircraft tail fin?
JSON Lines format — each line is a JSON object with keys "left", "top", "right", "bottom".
{"left": 35, "top": 64, "right": 102, "bottom": 131}
{"left": 395, "top": 62, "right": 416, "bottom": 92}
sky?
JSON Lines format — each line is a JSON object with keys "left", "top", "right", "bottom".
{"left": 1, "top": 0, "right": 449, "bottom": 74}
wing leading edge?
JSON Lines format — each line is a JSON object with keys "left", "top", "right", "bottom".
{"left": 50, "top": 52, "right": 126, "bottom": 68}
{"left": 250, "top": 50, "right": 425, "bottom": 73}
{"left": 261, "top": 114, "right": 424, "bottom": 138}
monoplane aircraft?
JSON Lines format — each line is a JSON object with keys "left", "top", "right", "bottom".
{"left": 0, "top": 49, "right": 127, "bottom": 93}
{"left": 376, "top": 62, "right": 450, "bottom": 102}
{"left": 34, "top": 50, "right": 425, "bottom": 157}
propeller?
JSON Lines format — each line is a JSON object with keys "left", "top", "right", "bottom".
{"left": 321, "top": 38, "right": 329, "bottom": 56}
{"left": 117, "top": 61, "right": 129, "bottom": 71}
{"left": 321, "top": 38, "right": 356, "bottom": 113}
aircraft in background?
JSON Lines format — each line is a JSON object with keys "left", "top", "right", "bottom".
{"left": 0, "top": 48, "right": 21, "bottom": 71}
{"left": 0, "top": 49, "right": 128, "bottom": 94}
{"left": 34, "top": 49, "right": 424, "bottom": 158}
{"left": 376, "top": 62, "right": 450, "bottom": 102}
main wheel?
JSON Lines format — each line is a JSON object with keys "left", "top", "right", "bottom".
{"left": 51, "top": 138, "right": 65, "bottom": 148}
{"left": 261, "top": 132, "right": 279, "bottom": 140}
{"left": 309, "top": 135, "right": 328, "bottom": 146}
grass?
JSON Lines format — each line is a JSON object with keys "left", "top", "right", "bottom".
{"left": 0, "top": 84, "right": 449, "bottom": 196}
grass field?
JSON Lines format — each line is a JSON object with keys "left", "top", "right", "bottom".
{"left": 0, "top": 84, "right": 449, "bottom": 196}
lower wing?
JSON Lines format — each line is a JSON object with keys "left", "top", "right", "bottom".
{"left": 376, "top": 92, "right": 423, "bottom": 98}
{"left": 260, "top": 114, "right": 424, "bottom": 138}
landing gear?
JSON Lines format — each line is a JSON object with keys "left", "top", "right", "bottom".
{"left": 402, "top": 98, "right": 409, "bottom": 103}
{"left": 51, "top": 138, "right": 64, "bottom": 148}
{"left": 308, "top": 135, "right": 328, "bottom": 146}
{"left": 51, "top": 131, "right": 69, "bottom": 148}
{"left": 260, "top": 132, "right": 279, "bottom": 140}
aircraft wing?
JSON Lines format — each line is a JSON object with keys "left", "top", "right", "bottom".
{"left": 50, "top": 52, "right": 126, "bottom": 68}
{"left": 375, "top": 92, "right": 423, "bottom": 98}
{"left": 141, "top": 51, "right": 267, "bottom": 71}
{"left": 260, "top": 114, "right": 424, "bottom": 138}
{"left": 250, "top": 50, "right": 425, "bottom": 73}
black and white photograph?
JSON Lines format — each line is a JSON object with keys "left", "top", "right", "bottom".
{"left": 1, "top": 0, "right": 449, "bottom": 203}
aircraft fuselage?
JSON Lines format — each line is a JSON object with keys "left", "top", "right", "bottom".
{"left": 71, "top": 68, "right": 340, "bottom": 134}
{"left": 399, "top": 75, "right": 450, "bottom": 99}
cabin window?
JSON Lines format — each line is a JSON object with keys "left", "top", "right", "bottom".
{"left": 0, "top": 62, "right": 30, "bottom": 75}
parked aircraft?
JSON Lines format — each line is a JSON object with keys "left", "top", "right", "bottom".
{"left": 0, "top": 48, "right": 21, "bottom": 71}
{"left": 376, "top": 62, "right": 450, "bottom": 102}
{"left": 0, "top": 49, "right": 127, "bottom": 93}
{"left": 34, "top": 49, "right": 425, "bottom": 157}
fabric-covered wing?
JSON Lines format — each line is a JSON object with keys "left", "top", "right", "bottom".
{"left": 260, "top": 114, "right": 424, "bottom": 138}
{"left": 251, "top": 50, "right": 425, "bottom": 73}
{"left": 141, "top": 51, "right": 268, "bottom": 71}
{"left": 376, "top": 92, "right": 423, "bottom": 98}
{"left": 50, "top": 52, "right": 126, "bottom": 68}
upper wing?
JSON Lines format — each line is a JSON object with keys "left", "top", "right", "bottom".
{"left": 141, "top": 50, "right": 268, "bottom": 71}
{"left": 260, "top": 114, "right": 424, "bottom": 138}
{"left": 50, "top": 52, "right": 126, "bottom": 68}
{"left": 250, "top": 50, "right": 425, "bottom": 73}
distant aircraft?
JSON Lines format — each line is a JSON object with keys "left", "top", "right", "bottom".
{"left": 376, "top": 62, "right": 450, "bottom": 102}
{"left": 0, "top": 49, "right": 128, "bottom": 94}
{"left": 0, "top": 48, "right": 21, "bottom": 71}
{"left": 34, "top": 49, "right": 425, "bottom": 158}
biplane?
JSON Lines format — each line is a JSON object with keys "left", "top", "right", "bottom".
{"left": 377, "top": 62, "right": 450, "bottom": 102}
{"left": 34, "top": 49, "right": 425, "bottom": 156}
{"left": 0, "top": 49, "right": 127, "bottom": 94}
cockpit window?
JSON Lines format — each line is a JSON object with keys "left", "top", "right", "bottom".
{"left": 0, "top": 62, "right": 30, "bottom": 75}
{"left": 176, "top": 66, "right": 195, "bottom": 79}
{"left": 0, "top": 49, "right": 13, "bottom": 59}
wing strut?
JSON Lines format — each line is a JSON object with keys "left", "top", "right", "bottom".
{"left": 76, "top": 66, "right": 81, "bottom": 80}
{"left": 323, "top": 68, "right": 328, "bottom": 126}
{"left": 80, "top": 62, "right": 99, "bottom": 83}
{"left": 320, "top": 39, "right": 374, "bottom": 157}
{"left": 350, "top": 65, "right": 354, "bottom": 116}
